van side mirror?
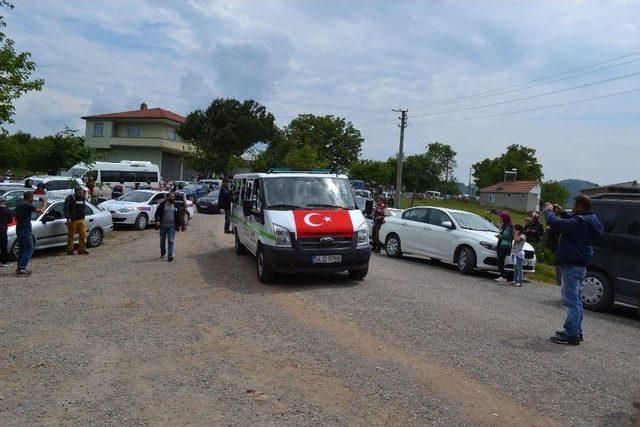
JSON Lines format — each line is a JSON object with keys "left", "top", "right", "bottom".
{"left": 442, "top": 221, "right": 454, "bottom": 229}
{"left": 242, "top": 199, "right": 252, "bottom": 217}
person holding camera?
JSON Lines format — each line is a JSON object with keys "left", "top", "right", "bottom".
{"left": 544, "top": 195, "right": 603, "bottom": 345}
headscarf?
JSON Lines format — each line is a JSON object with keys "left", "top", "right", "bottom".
{"left": 498, "top": 211, "right": 512, "bottom": 226}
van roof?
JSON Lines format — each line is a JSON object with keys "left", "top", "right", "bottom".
{"left": 233, "top": 172, "right": 347, "bottom": 179}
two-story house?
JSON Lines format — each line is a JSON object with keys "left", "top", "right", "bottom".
{"left": 82, "top": 103, "right": 194, "bottom": 181}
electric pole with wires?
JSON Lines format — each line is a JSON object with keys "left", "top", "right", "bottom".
{"left": 392, "top": 108, "right": 408, "bottom": 208}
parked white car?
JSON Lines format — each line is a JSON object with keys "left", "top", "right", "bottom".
{"left": 379, "top": 206, "right": 537, "bottom": 274}
{"left": 26, "top": 176, "right": 86, "bottom": 198}
{"left": 98, "top": 190, "right": 194, "bottom": 230}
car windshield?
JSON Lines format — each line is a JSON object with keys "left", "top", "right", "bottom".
{"left": 264, "top": 177, "right": 356, "bottom": 210}
{"left": 0, "top": 187, "right": 23, "bottom": 196}
{"left": 206, "top": 191, "right": 219, "bottom": 197}
{"left": 117, "top": 191, "right": 154, "bottom": 203}
{"left": 184, "top": 184, "right": 200, "bottom": 190}
{"left": 451, "top": 211, "right": 498, "bottom": 232}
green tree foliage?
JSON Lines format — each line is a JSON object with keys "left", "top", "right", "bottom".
{"left": 472, "top": 144, "right": 543, "bottom": 189}
{"left": 0, "top": 127, "right": 102, "bottom": 173}
{"left": 0, "top": 1, "right": 44, "bottom": 128}
{"left": 402, "top": 153, "right": 439, "bottom": 192}
{"left": 178, "top": 98, "right": 279, "bottom": 174}
{"left": 348, "top": 159, "right": 393, "bottom": 186}
{"left": 426, "top": 142, "right": 457, "bottom": 182}
{"left": 541, "top": 180, "right": 570, "bottom": 205}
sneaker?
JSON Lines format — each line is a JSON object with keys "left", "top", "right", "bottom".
{"left": 551, "top": 332, "right": 580, "bottom": 345}
{"left": 1, "top": 262, "right": 14, "bottom": 268}
{"left": 514, "top": 282, "right": 522, "bottom": 287}
{"left": 224, "top": 230, "right": 233, "bottom": 234}
{"left": 167, "top": 256, "right": 173, "bottom": 262}
{"left": 556, "top": 330, "right": 583, "bottom": 341}
{"left": 494, "top": 277, "right": 506, "bottom": 282}
{"left": 15, "top": 269, "right": 32, "bottom": 276}
{"left": 160, "top": 254, "right": 166, "bottom": 259}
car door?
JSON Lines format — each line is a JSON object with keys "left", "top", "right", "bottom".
{"left": 610, "top": 208, "right": 640, "bottom": 302}
{"left": 245, "top": 178, "right": 263, "bottom": 250}
{"left": 423, "top": 208, "right": 455, "bottom": 259}
{"left": 36, "top": 202, "right": 67, "bottom": 247}
{"left": 397, "top": 208, "right": 428, "bottom": 254}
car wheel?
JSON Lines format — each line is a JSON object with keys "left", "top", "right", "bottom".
{"left": 256, "top": 245, "right": 275, "bottom": 283}
{"left": 86, "top": 228, "right": 103, "bottom": 248}
{"left": 385, "top": 234, "right": 402, "bottom": 258}
{"left": 183, "top": 212, "right": 190, "bottom": 226}
{"left": 234, "top": 228, "right": 247, "bottom": 255}
{"left": 581, "top": 271, "right": 614, "bottom": 311}
{"left": 457, "top": 246, "right": 476, "bottom": 274}
{"left": 348, "top": 268, "right": 368, "bottom": 280}
{"left": 134, "top": 213, "right": 148, "bottom": 230}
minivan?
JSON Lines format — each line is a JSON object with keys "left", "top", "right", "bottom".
{"left": 582, "top": 198, "right": 640, "bottom": 310}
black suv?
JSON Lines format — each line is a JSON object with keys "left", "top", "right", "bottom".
{"left": 581, "top": 198, "right": 640, "bottom": 310}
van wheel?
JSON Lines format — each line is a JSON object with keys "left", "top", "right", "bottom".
{"left": 385, "top": 234, "right": 402, "bottom": 258}
{"left": 457, "top": 246, "right": 476, "bottom": 274}
{"left": 86, "top": 228, "right": 103, "bottom": 248}
{"left": 256, "top": 245, "right": 275, "bottom": 283}
{"left": 581, "top": 271, "right": 614, "bottom": 311}
{"left": 349, "top": 268, "right": 368, "bottom": 280}
{"left": 234, "top": 229, "right": 247, "bottom": 255}
{"left": 134, "top": 213, "right": 148, "bottom": 230}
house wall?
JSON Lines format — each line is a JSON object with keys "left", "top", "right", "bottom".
{"left": 479, "top": 191, "right": 536, "bottom": 213}
{"left": 84, "top": 119, "right": 184, "bottom": 150}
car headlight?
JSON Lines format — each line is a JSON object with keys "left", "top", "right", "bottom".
{"left": 273, "top": 223, "right": 291, "bottom": 247}
{"left": 118, "top": 207, "right": 135, "bottom": 214}
{"left": 357, "top": 222, "right": 369, "bottom": 246}
{"left": 480, "top": 241, "right": 497, "bottom": 251}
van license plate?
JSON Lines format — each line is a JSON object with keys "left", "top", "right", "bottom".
{"left": 312, "top": 255, "right": 342, "bottom": 264}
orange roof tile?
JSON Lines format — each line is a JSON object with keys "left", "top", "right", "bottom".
{"left": 82, "top": 107, "right": 185, "bottom": 123}
{"left": 480, "top": 180, "right": 539, "bottom": 193}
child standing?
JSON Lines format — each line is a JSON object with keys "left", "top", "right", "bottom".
{"left": 511, "top": 224, "right": 526, "bottom": 287}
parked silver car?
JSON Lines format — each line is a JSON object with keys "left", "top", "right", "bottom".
{"left": 7, "top": 198, "right": 113, "bottom": 259}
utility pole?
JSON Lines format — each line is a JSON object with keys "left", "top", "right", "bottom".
{"left": 468, "top": 167, "right": 473, "bottom": 195}
{"left": 392, "top": 108, "right": 408, "bottom": 208}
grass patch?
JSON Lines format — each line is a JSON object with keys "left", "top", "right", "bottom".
{"left": 528, "top": 263, "right": 559, "bottom": 285}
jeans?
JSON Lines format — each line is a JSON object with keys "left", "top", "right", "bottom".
{"left": 513, "top": 256, "right": 524, "bottom": 283}
{"left": 16, "top": 228, "right": 34, "bottom": 271}
{"left": 560, "top": 265, "right": 587, "bottom": 338}
{"left": 224, "top": 209, "right": 231, "bottom": 232}
{"left": 66, "top": 219, "right": 87, "bottom": 252}
{"left": 160, "top": 225, "right": 175, "bottom": 258}
{"left": 497, "top": 247, "right": 511, "bottom": 278}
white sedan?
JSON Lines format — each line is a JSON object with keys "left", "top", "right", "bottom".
{"left": 379, "top": 206, "right": 537, "bottom": 275}
{"left": 98, "top": 190, "right": 195, "bottom": 230}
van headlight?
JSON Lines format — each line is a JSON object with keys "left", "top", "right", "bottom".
{"left": 273, "top": 223, "right": 291, "bottom": 247}
{"left": 357, "top": 222, "right": 369, "bottom": 246}
{"left": 480, "top": 241, "right": 497, "bottom": 251}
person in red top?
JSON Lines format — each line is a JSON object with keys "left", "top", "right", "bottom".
{"left": 371, "top": 197, "right": 386, "bottom": 253}
{"left": 33, "top": 182, "right": 47, "bottom": 201}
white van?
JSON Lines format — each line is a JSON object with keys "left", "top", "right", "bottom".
{"left": 66, "top": 161, "right": 160, "bottom": 196}
{"left": 232, "top": 171, "right": 371, "bottom": 282}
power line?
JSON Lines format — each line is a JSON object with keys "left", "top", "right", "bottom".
{"left": 410, "top": 50, "right": 640, "bottom": 110}
{"left": 413, "top": 70, "right": 640, "bottom": 117}
{"left": 412, "top": 86, "right": 640, "bottom": 125}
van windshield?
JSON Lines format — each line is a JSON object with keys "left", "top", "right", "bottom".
{"left": 264, "top": 177, "right": 356, "bottom": 210}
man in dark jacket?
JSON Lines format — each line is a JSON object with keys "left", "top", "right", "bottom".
{"left": 0, "top": 198, "right": 15, "bottom": 267}
{"left": 524, "top": 213, "right": 544, "bottom": 243}
{"left": 219, "top": 178, "right": 232, "bottom": 234}
{"left": 544, "top": 195, "right": 603, "bottom": 345}
{"left": 64, "top": 186, "right": 88, "bottom": 255}
{"left": 154, "top": 192, "right": 185, "bottom": 262}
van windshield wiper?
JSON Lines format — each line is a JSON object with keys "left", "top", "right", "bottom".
{"left": 305, "top": 204, "right": 349, "bottom": 210}
{"left": 267, "top": 204, "right": 305, "bottom": 210}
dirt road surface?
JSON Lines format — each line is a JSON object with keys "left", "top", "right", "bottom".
{"left": 1, "top": 213, "right": 639, "bottom": 425}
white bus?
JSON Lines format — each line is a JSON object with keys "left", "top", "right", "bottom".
{"left": 66, "top": 161, "right": 160, "bottom": 196}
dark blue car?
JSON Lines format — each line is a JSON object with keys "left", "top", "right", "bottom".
{"left": 181, "top": 184, "right": 209, "bottom": 202}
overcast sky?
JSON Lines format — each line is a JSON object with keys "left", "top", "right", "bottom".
{"left": 6, "top": 0, "right": 640, "bottom": 185}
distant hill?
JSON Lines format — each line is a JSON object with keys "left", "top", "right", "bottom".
{"left": 559, "top": 179, "right": 598, "bottom": 205}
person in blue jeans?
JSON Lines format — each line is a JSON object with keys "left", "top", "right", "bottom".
{"left": 154, "top": 193, "right": 185, "bottom": 262}
{"left": 13, "top": 191, "right": 47, "bottom": 276}
{"left": 544, "top": 195, "right": 603, "bottom": 345}
{"left": 511, "top": 224, "right": 526, "bottom": 287}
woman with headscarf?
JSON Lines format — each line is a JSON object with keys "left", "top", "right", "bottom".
{"left": 492, "top": 210, "right": 514, "bottom": 282}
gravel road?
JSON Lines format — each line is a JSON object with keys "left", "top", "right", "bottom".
{"left": 1, "top": 213, "right": 639, "bottom": 426}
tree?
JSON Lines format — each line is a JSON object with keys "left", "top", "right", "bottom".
{"left": 425, "top": 142, "right": 457, "bottom": 182}
{"left": 541, "top": 180, "right": 570, "bottom": 205}
{"left": 402, "top": 153, "right": 440, "bottom": 192}
{"left": 0, "top": 1, "right": 44, "bottom": 128}
{"left": 178, "top": 98, "right": 278, "bottom": 175}
{"left": 348, "top": 159, "right": 393, "bottom": 187}
{"left": 472, "top": 144, "right": 543, "bottom": 189}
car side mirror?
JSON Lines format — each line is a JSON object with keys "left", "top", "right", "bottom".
{"left": 242, "top": 199, "right": 252, "bottom": 217}
{"left": 442, "top": 221, "right": 454, "bottom": 229}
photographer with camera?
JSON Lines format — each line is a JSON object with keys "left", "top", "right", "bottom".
{"left": 543, "top": 195, "right": 603, "bottom": 345}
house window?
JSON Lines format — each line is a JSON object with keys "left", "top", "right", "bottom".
{"left": 127, "top": 125, "right": 141, "bottom": 137}
{"left": 488, "top": 194, "right": 496, "bottom": 204}
{"left": 112, "top": 124, "right": 118, "bottom": 137}
{"left": 168, "top": 127, "right": 176, "bottom": 140}
{"left": 93, "top": 122, "right": 104, "bottom": 137}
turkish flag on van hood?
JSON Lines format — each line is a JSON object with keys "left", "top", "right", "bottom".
{"left": 292, "top": 210, "right": 354, "bottom": 238}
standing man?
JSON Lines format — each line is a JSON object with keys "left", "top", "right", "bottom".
{"left": 64, "top": 186, "right": 89, "bottom": 255}
{"left": 154, "top": 192, "right": 184, "bottom": 262}
{"left": 219, "top": 177, "right": 232, "bottom": 234}
{"left": 544, "top": 195, "right": 603, "bottom": 345}
{"left": 371, "top": 197, "right": 386, "bottom": 253}
{"left": 14, "top": 191, "right": 47, "bottom": 275}
{"left": 0, "top": 198, "right": 15, "bottom": 267}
